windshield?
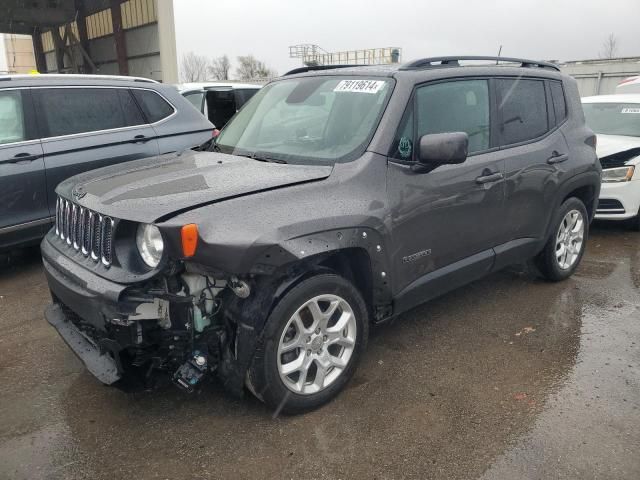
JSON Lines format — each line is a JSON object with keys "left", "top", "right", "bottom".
{"left": 216, "top": 76, "right": 393, "bottom": 164}
{"left": 583, "top": 102, "right": 640, "bottom": 137}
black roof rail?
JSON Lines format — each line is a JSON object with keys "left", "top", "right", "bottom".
{"left": 284, "top": 64, "right": 364, "bottom": 76}
{"left": 400, "top": 56, "right": 560, "bottom": 72}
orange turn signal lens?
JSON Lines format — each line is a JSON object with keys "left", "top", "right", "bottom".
{"left": 181, "top": 224, "right": 199, "bottom": 257}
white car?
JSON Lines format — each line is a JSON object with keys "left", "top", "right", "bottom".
{"left": 176, "top": 82, "right": 261, "bottom": 129}
{"left": 582, "top": 94, "right": 640, "bottom": 229}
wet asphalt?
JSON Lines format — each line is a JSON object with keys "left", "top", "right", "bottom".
{"left": 0, "top": 223, "right": 638, "bottom": 480}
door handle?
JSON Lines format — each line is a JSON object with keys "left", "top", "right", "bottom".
{"left": 547, "top": 151, "right": 568, "bottom": 164}
{"left": 132, "top": 135, "right": 150, "bottom": 143}
{"left": 476, "top": 171, "right": 504, "bottom": 184}
{"left": 7, "top": 152, "right": 41, "bottom": 163}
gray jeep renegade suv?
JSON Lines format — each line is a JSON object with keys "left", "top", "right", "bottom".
{"left": 42, "top": 57, "right": 601, "bottom": 413}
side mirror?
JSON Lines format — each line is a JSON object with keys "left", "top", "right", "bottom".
{"left": 418, "top": 132, "right": 469, "bottom": 166}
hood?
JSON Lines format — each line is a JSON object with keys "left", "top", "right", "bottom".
{"left": 596, "top": 134, "right": 640, "bottom": 161}
{"left": 57, "top": 150, "right": 333, "bottom": 223}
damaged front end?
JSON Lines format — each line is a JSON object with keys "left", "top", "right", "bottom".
{"left": 42, "top": 224, "right": 262, "bottom": 396}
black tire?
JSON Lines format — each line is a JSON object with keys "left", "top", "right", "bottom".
{"left": 247, "top": 273, "right": 369, "bottom": 414}
{"left": 535, "top": 197, "right": 589, "bottom": 281}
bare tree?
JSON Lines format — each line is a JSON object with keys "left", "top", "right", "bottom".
{"left": 599, "top": 33, "right": 619, "bottom": 59}
{"left": 236, "top": 55, "right": 277, "bottom": 80}
{"left": 180, "top": 52, "right": 210, "bottom": 82}
{"left": 209, "top": 55, "right": 231, "bottom": 80}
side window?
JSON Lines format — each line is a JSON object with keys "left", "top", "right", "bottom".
{"left": 183, "top": 91, "right": 204, "bottom": 112}
{"left": 118, "top": 89, "right": 146, "bottom": 126}
{"left": 497, "top": 79, "right": 548, "bottom": 145}
{"left": 549, "top": 81, "right": 567, "bottom": 125}
{"left": 415, "top": 79, "right": 490, "bottom": 154}
{"left": 0, "top": 90, "right": 26, "bottom": 145}
{"left": 132, "top": 89, "right": 175, "bottom": 123}
{"left": 37, "top": 88, "right": 144, "bottom": 137}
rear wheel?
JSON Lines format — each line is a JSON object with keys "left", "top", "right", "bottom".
{"left": 536, "top": 197, "right": 588, "bottom": 281}
{"left": 247, "top": 273, "right": 368, "bottom": 414}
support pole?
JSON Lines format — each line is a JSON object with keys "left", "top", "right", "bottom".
{"left": 156, "top": 0, "right": 178, "bottom": 83}
{"left": 32, "top": 27, "right": 47, "bottom": 73}
{"left": 110, "top": 0, "right": 128, "bottom": 75}
{"left": 75, "top": 1, "right": 93, "bottom": 73}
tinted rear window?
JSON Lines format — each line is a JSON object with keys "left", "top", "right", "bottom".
{"left": 132, "top": 89, "right": 174, "bottom": 123}
{"left": 497, "top": 79, "right": 548, "bottom": 145}
{"left": 37, "top": 88, "right": 145, "bottom": 137}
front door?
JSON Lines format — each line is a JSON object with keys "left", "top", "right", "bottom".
{"left": 387, "top": 78, "right": 505, "bottom": 298}
{"left": 0, "top": 88, "right": 49, "bottom": 247}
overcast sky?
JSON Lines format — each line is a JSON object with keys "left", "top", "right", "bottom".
{"left": 174, "top": 0, "right": 640, "bottom": 78}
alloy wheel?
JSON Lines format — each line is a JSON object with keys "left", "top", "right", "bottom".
{"left": 555, "top": 209, "right": 585, "bottom": 270}
{"left": 277, "top": 294, "right": 357, "bottom": 395}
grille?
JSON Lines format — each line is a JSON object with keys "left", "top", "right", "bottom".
{"left": 596, "top": 198, "right": 625, "bottom": 214}
{"left": 55, "top": 196, "right": 115, "bottom": 267}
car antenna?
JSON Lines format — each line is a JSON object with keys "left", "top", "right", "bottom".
{"left": 496, "top": 45, "right": 503, "bottom": 65}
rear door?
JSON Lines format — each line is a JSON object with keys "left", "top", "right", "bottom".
{"left": 234, "top": 88, "right": 259, "bottom": 110}
{"left": 0, "top": 88, "right": 49, "bottom": 246}
{"left": 34, "top": 86, "right": 159, "bottom": 211}
{"left": 205, "top": 88, "right": 237, "bottom": 128}
{"left": 498, "top": 77, "right": 569, "bottom": 241}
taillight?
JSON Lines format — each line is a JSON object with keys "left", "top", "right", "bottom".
{"left": 212, "top": 129, "right": 220, "bottom": 138}
{"left": 586, "top": 134, "right": 597, "bottom": 149}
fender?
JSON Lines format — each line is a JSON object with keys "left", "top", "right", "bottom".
{"left": 248, "top": 226, "right": 393, "bottom": 312}
{"left": 542, "top": 170, "right": 601, "bottom": 242}
{"left": 217, "top": 227, "right": 394, "bottom": 395}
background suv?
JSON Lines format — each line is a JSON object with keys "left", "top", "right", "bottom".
{"left": 0, "top": 74, "right": 213, "bottom": 251}
{"left": 42, "top": 57, "right": 600, "bottom": 414}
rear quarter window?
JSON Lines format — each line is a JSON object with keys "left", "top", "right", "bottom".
{"left": 132, "top": 89, "right": 175, "bottom": 123}
{"left": 497, "top": 79, "right": 549, "bottom": 146}
{"left": 549, "top": 81, "right": 567, "bottom": 124}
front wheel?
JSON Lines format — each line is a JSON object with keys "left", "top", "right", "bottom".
{"left": 247, "top": 273, "right": 369, "bottom": 414}
{"left": 535, "top": 197, "right": 588, "bottom": 281}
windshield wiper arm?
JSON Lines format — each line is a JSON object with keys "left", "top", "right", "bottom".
{"left": 248, "top": 152, "right": 287, "bottom": 164}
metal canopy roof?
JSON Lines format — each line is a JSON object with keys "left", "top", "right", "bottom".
{"left": 0, "top": 0, "right": 113, "bottom": 34}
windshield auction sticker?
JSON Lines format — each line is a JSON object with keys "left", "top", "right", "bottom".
{"left": 621, "top": 107, "right": 640, "bottom": 114}
{"left": 334, "top": 80, "right": 386, "bottom": 94}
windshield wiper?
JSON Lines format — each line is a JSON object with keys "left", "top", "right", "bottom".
{"left": 193, "top": 137, "right": 222, "bottom": 153}
{"left": 247, "top": 151, "right": 288, "bottom": 164}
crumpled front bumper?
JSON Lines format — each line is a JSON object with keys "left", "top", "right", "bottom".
{"left": 45, "top": 303, "right": 121, "bottom": 384}
{"left": 41, "top": 234, "right": 144, "bottom": 385}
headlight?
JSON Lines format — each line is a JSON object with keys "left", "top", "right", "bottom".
{"left": 602, "top": 166, "right": 635, "bottom": 183}
{"left": 136, "top": 224, "right": 164, "bottom": 267}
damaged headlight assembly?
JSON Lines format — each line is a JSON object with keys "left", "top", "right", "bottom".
{"left": 136, "top": 223, "right": 164, "bottom": 267}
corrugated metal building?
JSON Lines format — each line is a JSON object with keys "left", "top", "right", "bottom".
{"left": 558, "top": 57, "right": 640, "bottom": 97}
